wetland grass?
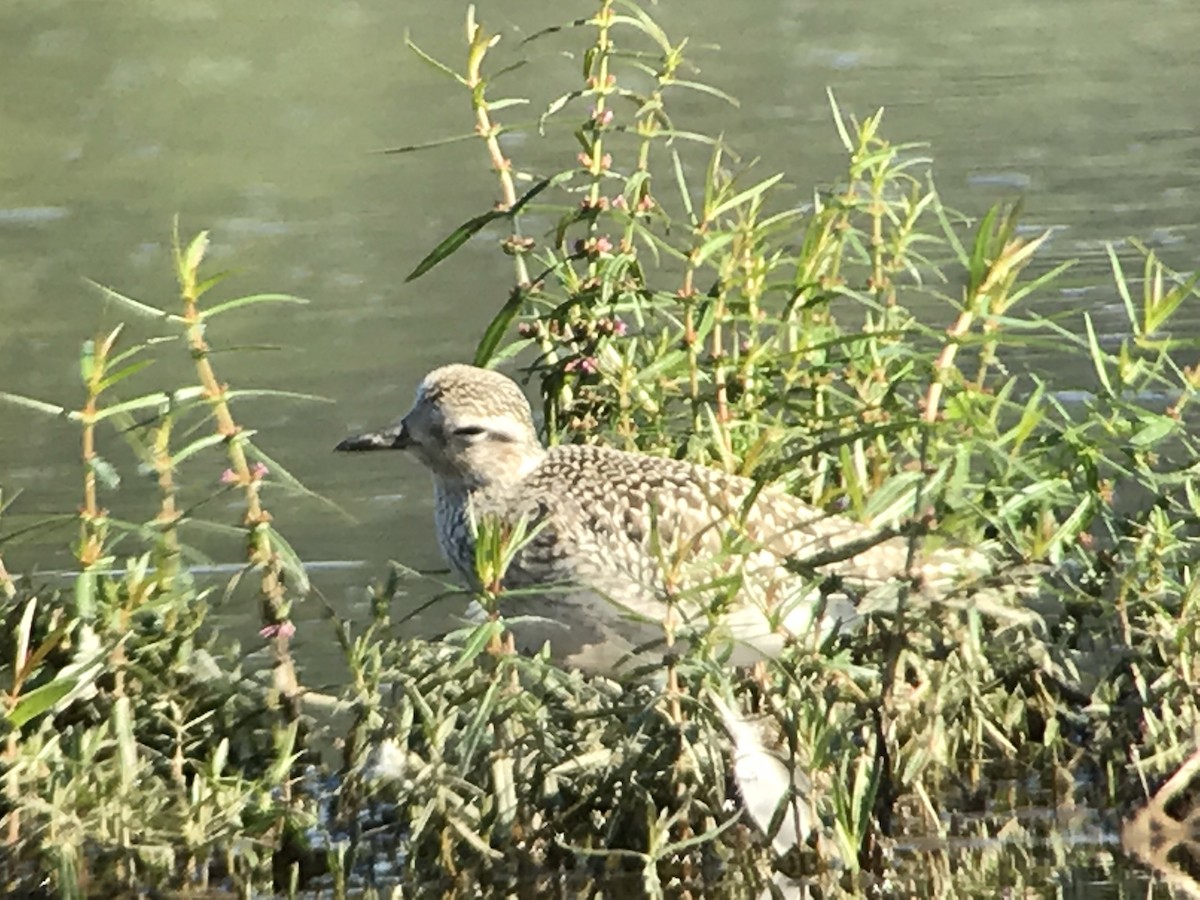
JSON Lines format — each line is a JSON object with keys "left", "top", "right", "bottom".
{"left": 3, "top": 2, "right": 1200, "bottom": 896}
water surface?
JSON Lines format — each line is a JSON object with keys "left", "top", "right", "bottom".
{"left": 1, "top": 3, "right": 1198, "bottom": 888}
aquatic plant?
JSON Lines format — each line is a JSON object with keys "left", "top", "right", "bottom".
{"left": 0, "top": 0, "right": 1198, "bottom": 896}
{"left": 370, "top": 0, "right": 1200, "bottom": 889}
{"left": 0, "top": 230, "right": 317, "bottom": 895}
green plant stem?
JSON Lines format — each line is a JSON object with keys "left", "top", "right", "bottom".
{"left": 174, "top": 231, "right": 300, "bottom": 716}
{"left": 583, "top": 1, "right": 614, "bottom": 244}
{"left": 465, "top": 14, "right": 531, "bottom": 291}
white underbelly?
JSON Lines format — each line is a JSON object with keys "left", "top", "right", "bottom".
{"left": 461, "top": 582, "right": 853, "bottom": 674}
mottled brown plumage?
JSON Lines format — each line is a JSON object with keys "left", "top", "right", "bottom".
{"left": 337, "top": 364, "right": 990, "bottom": 672}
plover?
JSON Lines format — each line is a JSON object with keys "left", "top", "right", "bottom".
{"left": 335, "top": 364, "right": 991, "bottom": 673}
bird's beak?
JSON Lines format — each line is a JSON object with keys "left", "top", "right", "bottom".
{"left": 334, "top": 420, "right": 410, "bottom": 452}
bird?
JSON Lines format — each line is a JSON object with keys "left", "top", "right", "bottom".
{"left": 334, "top": 363, "right": 1015, "bottom": 857}
{"left": 334, "top": 363, "right": 993, "bottom": 674}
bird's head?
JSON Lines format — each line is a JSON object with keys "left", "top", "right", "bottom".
{"left": 335, "top": 364, "right": 545, "bottom": 489}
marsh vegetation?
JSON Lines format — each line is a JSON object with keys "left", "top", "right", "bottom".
{"left": 2, "top": 3, "right": 1199, "bottom": 897}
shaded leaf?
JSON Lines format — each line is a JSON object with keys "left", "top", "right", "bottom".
{"left": 406, "top": 176, "right": 555, "bottom": 282}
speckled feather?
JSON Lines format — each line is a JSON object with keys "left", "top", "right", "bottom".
{"left": 340, "top": 364, "right": 991, "bottom": 671}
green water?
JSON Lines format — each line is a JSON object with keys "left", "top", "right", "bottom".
{"left": 2, "top": 2, "right": 1198, "bottom": 891}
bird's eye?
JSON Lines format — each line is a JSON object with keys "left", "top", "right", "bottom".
{"left": 453, "top": 425, "right": 487, "bottom": 438}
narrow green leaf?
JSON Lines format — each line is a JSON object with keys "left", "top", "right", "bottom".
{"left": 474, "top": 290, "right": 525, "bottom": 367}
{"left": 702, "top": 143, "right": 723, "bottom": 219}
{"left": 486, "top": 98, "right": 529, "bottom": 111}
{"left": 411, "top": 205, "right": 491, "bottom": 279}
{"left": 826, "top": 88, "right": 854, "bottom": 153}
{"left": 612, "top": 0, "right": 672, "bottom": 51}
{"left": 86, "top": 280, "right": 182, "bottom": 323}
{"left": 200, "top": 293, "right": 308, "bottom": 319}
{"left": 244, "top": 444, "right": 353, "bottom": 521}
{"left": 225, "top": 388, "right": 333, "bottom": 404}
{"left": 630, "top": 128, "right": 709, "bottom": 151}
{"left": 208, "top": 343, "right": 284, "bottom": 354}
{"left": 405, "top": 32, "right": 467, "bottom": 85}
{"left": 692, "top": 232, "right": 738, "bottom": 268}
{"left": 1146, "top": 271, "right": 1199, "bottom": 335}
{"left": 1105, "top": 244, "right": 1138, "bottom": 333}
{"left": 490, "top": 60, "right": 529, "bottom": 81}
{"left": 670, "top": 148, "right": 695, "bottom": 223}
{"left": 448, "top": 815, "right": 504, "bottom": 860}
{"left": 540, "top": 90, "right": 584, "bottom": 131}
{"left": 193, "top": 269, "right": 231, "bottom": 299}
{"left": 380, "top": 133, "right": 480, "bottom": 155}
{"left": 183, "top": 231, "right": 210, "bottom": 277}
{"left": 90, "top": 393, "right": 171, "bottom": 423}
{"left": 454, "top": 618, "right": 504, "bottom": 666}
{"left": 14, "top": 622, "right": 72, "bottom": 689}
{"left": 707, "top": 173, "right": 784, "bottom": 222}
{"left": 406, "top": 177, "right": 553, "bottom": 282}
{"left": 1130, "top": 413, "right": 1177, "bottom": 448}
{"left": 0, "top": 391, "right": 68, "bottom": 417}
{"left": 933, "top": 195, "right": 970, "bottom": 269}
{"left": 14, "top": 597, "right": 36, "bottom": 680}
{"left": 212, "top": 737, "right": 230, "bottom": 776}
{"left": 518, "top": 17, "right": 588, "bottom": 46}
{"left": 968, "top": 204, "right": 1000, "bottom": 292}
{"left": 1044, "top": 495, "right": 1096, "bottom": 563}
{"left": 6, "top": 679, "right": 74, "bottom": 727}
{"left": 665, "top": 78, "right": 739, "bottom": 107}
{"left": 261, "top": 523, "right": 311, "bottom": 595}
{"left": 96, "top": 358, "right": 155, "bottom": 394}
{"left": 0, "top": 513, "right": 78, "bottom": 546}
{"left": 170, "top": 433, "right": 229, "bottom": 467}
{"left": 1006, "top": 259, "right": 1074, "bottom": 307}
{"left": 1001, "top": 384, "right": 1046, "bottom": 452}
{"left": 1083, "top": 313, "right": 1114, "bottom": 397}
{"left": 106, "top": 336, "right": 177, "bottom": 371}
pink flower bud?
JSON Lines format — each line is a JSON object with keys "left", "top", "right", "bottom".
{"left": 259, "top": 620, "right": 296, "bottom": 640}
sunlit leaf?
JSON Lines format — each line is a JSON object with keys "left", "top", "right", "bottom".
{"left": 1130, "top": 413, "right": 1177, "bottom": 448}
{"left": 405, "top": 31, "right": 466, "bottom": 85}
{"left": 86, "top": 280, "right": 182, "bottom": 322}
{"left": 96, "top": 358, "right": 155, "bottom": 394}
{"left": 0, "top": 391, "right": 68, "bottom": 418}
{"left": 90, "top": 393, "right": 172, "bottom": 423}
{"left": 6, "top": 679, "right": 74, "bottom": 727}
{"left": 183, "top": 231, "right": 210, "bottom": 280}
{"left": 90, "top": 455, "right": 121, "bottom": 490}
{"left": 200, "top": 293, "right": 308, "bottom": 319}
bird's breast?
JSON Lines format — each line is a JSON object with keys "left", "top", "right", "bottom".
{"left": 433, "top": 487, "right": 477, "bottom": 583}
